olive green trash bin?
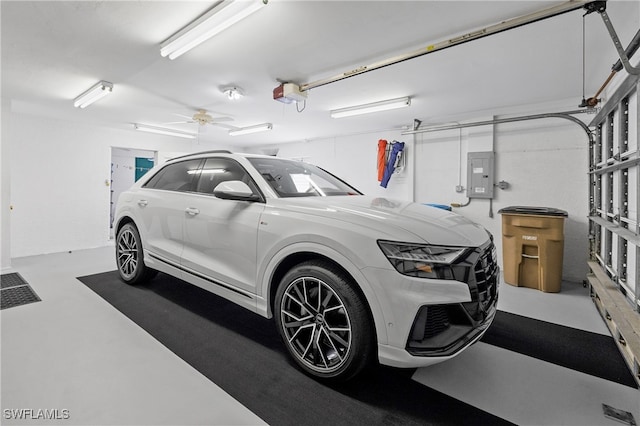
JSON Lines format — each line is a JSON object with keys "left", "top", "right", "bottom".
{"left": 498, "top": 206, "right": 568, "bottom": 293}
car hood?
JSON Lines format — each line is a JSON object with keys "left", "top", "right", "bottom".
{"left": 269, "top": 196, "right": 491, "bottom": 247}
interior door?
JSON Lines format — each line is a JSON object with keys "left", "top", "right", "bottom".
{"left": 180, "top": 157, "right": 265, "bottom": 293}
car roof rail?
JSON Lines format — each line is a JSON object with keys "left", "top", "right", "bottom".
{"left": 170, "top": 150, "right": 233, "bottom": 161}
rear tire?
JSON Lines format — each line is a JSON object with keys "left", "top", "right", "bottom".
{"left": 274, "top": 260, "right": 375, "bottom": 382}
{"left": 116, "top": 223, "right": 156, "bottom": 285}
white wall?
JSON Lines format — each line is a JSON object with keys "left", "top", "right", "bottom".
{"left": 1, "top": 99, "right": 11, "bottom": 269}
{"left": 6, "top": 112, "right": 237, "bottom": 258}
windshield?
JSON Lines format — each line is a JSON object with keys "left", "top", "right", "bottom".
{"left": 248, "top": 157, "right": 361, "bottom": 198}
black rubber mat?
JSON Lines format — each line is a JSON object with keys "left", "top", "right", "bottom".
{"left": 0, "top": 273, "right": 41, "bottom": 310}
{"left": 78, "top": 271, "right": 513, "bottom": 426}
{"left": 481, "top": 310, "right": 638, "bottom": 388}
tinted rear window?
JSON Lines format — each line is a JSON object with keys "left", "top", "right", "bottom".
{"left": 143, "top": 159, "right": 201, "bottom": 192}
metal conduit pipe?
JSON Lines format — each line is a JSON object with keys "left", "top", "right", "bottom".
{"left": 401, "top": 109, "right": 596, "bottom": 144}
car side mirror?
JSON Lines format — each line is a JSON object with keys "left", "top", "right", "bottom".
{"left": 213, "top": 180, "right": 261, "bottom": 202}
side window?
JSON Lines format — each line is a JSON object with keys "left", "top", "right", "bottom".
{"left": 143, "top": 159, "right": 201, "bottom": 192}
{"left": 195, "top": 157, "right": 257, "bottom": 195}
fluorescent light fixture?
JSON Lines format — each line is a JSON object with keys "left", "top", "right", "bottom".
{"left": 160, "top": 0, "right": 267, "bottom": 60}
{"left": 73, "top": 80, "right": 113, "bottom": 108}
{"left": 330, "top": 97, "right": 411, "bottom": 119}
{"left": 134, "top": 124, "right": 196, "bottom": 139}
{"left": 228, "top": 123, "right": 272, "bottom": 136}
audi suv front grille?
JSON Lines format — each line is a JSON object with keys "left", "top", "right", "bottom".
{"left": 406, "top": 240, "right": 499, "bottom": 357}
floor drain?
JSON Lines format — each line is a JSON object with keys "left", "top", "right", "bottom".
{"left": 0, "top": 273, "right": 41, "bottom": 310}
{"left": 603, "top": 404, "right": 637, "bottom": 426}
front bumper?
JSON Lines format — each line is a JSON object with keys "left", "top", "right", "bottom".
{"left": 363, "top": 240, "right": 499, "bottom": 368}
{"left": 377, "top": 303, "right": 496, "bottom": 368}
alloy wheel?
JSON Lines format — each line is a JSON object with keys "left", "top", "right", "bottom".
{"left": 280, "top": 277, "right": 352, "bottom": 373}
{"left": 117, "top": 228, "right": 138, "bottom": 280}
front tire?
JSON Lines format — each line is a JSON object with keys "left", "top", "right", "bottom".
{"left": 116, "top": 222, "right": 156, "bottom": 285}
{"left": 274, "top": 260, "right": 375, "bottom": 382}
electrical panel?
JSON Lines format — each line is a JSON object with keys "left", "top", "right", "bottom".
{"left": 467, "top": 152, "right": 494, "bottom": 199}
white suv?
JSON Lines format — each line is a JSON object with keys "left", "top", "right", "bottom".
{"left": 114, "top": 150, "right": 498, "bottom": 381}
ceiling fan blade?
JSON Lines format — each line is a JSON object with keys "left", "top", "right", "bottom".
{"left": 173, "top": 113, "right": 194, "bottom": 120}
{"left": 210, "top": 116, "right": 234, "bottom": 122}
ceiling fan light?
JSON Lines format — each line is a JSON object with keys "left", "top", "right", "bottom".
{"left": 330, "top": 97, "right": 411, "bottom": 118}
{"left": 134, "top": 124, "right": 196, "bottom": 139}
{"left": 160, "top": 0, "right": 267, "bottom": 60}
{"left": 73, "top": 80, "right": 113, "bottom": 108}
{"left": 228, "top": 123, "right": 272, "bottom": 136}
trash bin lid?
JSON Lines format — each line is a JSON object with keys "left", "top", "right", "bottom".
{"left": 498, "top": 206, "right": 568, "bottom": 217}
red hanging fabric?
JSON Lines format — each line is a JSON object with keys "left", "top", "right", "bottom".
{"left": 377, "top": 139, "right": 388, "bottom": 182}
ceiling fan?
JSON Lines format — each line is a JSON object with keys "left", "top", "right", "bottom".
{"left": 167, "top": 109, "right": 234, "bottom": 128}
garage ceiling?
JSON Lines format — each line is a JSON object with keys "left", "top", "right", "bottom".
{"left": 2, "top": 1, "right": 639, "bottom": 147}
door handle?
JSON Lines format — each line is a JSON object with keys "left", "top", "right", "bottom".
{"left": 137, "top": 200, "right": 148, "bottom": 207}
{"left": 185, "top": 207, "right": 200, "bottom": 216}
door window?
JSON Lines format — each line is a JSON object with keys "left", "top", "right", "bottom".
{"left": 194, "top": 157, "right": 259, "bottom": 196}
{"left": 143, "top": 159, "right": 202, "bottom": 192}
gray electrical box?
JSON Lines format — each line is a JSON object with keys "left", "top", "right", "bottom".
{"left": 467, "top": 152, "right": 494, "bottom": 199}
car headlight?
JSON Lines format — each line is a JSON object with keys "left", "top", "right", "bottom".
{"left": 377, "top": 240, "right": 469, "bottom": 280}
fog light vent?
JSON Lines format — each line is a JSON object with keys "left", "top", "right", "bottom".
{"left": 423, "top": 305, "right": 450, "bottom": 339}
